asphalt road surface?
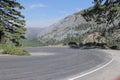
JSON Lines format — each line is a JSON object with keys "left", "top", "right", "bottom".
{"left": 0, "top": 47, "right": 111, "bottom": 80}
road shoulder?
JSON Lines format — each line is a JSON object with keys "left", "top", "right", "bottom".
{"left": 78, "top": 50, "right": 120, "bottom": 80}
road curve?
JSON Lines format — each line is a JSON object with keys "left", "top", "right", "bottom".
{"left": 0, "top": 47, "right": 111, "bottom": 80}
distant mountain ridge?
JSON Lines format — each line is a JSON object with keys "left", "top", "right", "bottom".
{"left": 26, "top": 27, "right": 44, "bottom": 37}
{"left": 23, "top": 27, "right": 45, "bottom": 47}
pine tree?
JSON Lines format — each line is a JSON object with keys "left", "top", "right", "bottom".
{"left": 81, "top": 0, "right": 120, "bottom": 49}
{"left": 93, "top": 0, "right": 120, "bottom": 26}
{"left": 82, "top": 0, "right": 120, "bottom": 26}
{"left": 0, "top": 0, "right": 26, "bottom": 46}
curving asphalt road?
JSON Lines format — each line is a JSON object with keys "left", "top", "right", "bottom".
{"left": 0, "top": 47, "right": 111, "bottom": 80}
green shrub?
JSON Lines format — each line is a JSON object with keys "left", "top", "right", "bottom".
{"left": 0, "top": 44, "right": 2, "bottom": 50}
{"left": 110, "top": 46, "right": 119, "bottom": 50}
{"left": 1, "top": 44, "right": 30, "bottom": 56}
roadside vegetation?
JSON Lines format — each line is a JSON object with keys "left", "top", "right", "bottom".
{"left": 0, "top": 44, "right": 29, "bottom": 56}
{"left": 81, "top": 0, "right": 120, "bottom": 49}
{"left": 0, "top": 0, "right": 29, "bottom": 55}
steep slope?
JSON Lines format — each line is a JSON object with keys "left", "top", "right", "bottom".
{"left": 38, "top": 14, "right": 90, "bottom": 42}
{"left": 37, "top": 3, "right": 120, "bottom": 49}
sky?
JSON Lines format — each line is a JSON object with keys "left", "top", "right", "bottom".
{"left": 17, "top": 0, "right": 94, "bottom": 28}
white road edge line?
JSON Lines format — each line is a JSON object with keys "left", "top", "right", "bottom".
{"left": 69, "top": 58, "right": 113, "bottom": 80}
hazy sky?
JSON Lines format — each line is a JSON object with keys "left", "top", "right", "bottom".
{"left": 18, "top": 0, "right": 93, "bottom": 28}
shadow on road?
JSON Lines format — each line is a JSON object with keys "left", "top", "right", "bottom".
{"left": 69, "top": 46, "right": 96, "bottom": 50}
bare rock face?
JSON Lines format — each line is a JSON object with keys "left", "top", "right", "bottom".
{"left": 83, "top": 32, "right": 106, "bottom": 44}
{"left": 37, "top": 14, "right": 88, "bottom": 42}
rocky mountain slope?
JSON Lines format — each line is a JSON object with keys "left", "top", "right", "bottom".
{"left": 37, "top": 4, "right": 120, "bottom": 48}
{"left": 38, "top": 13, "right": 91, "bottom": 42}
